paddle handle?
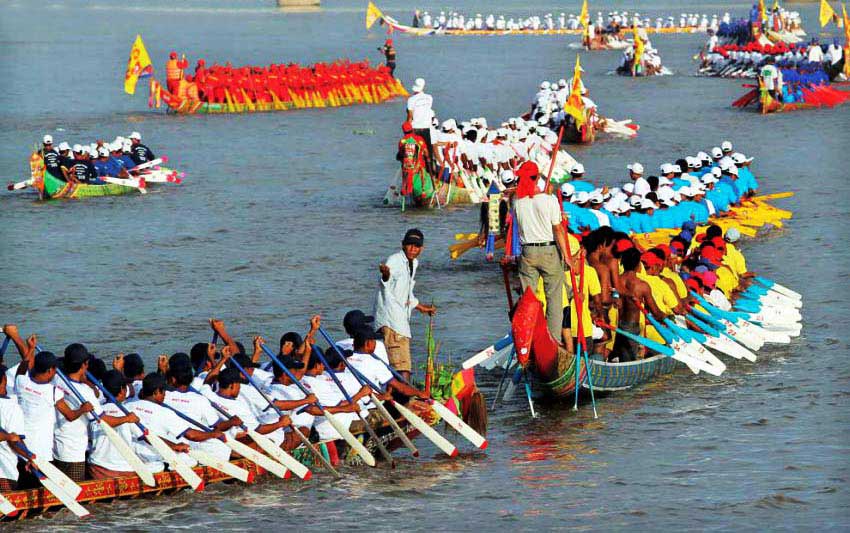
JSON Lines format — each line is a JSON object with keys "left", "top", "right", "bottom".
{"left": 308, "top": 344, "right": 355, "bottom": 404}
{"left": 0, "top": 336, "right": 10, "bottom": 359}
{"left": 259, "top": 344, "right": 321, "bottom": 406}
{"left": 85, "top": 370, "right": 150, "bottom": 435}
{"left": 161, "top": 401, "right": 213, "bottom": 432}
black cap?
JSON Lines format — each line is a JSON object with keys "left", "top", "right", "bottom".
{"left": 102, "top": 370, "right": 128, "bottom": 397}
{"left": 402, "top": 228, "right": 424, "bottom": 247}
{"left": 353, "top": 327, "right": 381, "bottom": 350}
{"left": 64, "top": 343, "right": 91, "bottom": 365}
{"left": 343, "top": 309, "right": 374, "bottom": 333}
{"left": 233, "top": 353, "right": 260, "bottom": 369}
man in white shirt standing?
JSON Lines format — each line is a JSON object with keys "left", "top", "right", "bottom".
{"left": 374, "top": 229, "right": 436, "bottom": 382}
{"left": 628, "top": 162, "right": 651, "bottom": 198}
{"left": 0, "top": 365, "right": 25, "bottom": 491}
{"left": 513, "top": 161, "right": 571, "bottom": 339}
{"left": 406, "top": 77, "right": 436, "bottom": 175}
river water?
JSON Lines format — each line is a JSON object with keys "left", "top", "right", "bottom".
{"left": 1, "top": 0, "right": 848, "bottom": 530}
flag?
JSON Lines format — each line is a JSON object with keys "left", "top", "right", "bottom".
{"left": 124, "top": 35, "right": 153, "bottom": 95}
{"left": 821, "top": 0, "right": 836, "bottom": 26}
{"left": 759, "top": 0, "right": 767, "bottom": 23}
{"left": 563, "top": 55, "right": 586, "bottom": 127}
{"left": 365, "top": 1, "right": 384, "bottom": 29}
{"left": 773, "top": 0, "right": 780, "bottom": 10}
{"left": 578, "top": 0, "right": 589, "bottom": 28}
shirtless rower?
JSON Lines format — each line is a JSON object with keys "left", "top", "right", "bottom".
{"left": 615, "top": 248, "right": 667, "bottom": 362}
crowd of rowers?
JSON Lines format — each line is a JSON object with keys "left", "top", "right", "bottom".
{"left": 397, "top": 77, "right": 576, "bottom": 200}
{"left": 38, "top": 132, "right": 156, "bottom": 185}
{"left": 161, "top": 52, "right": 401, "bottom": 107}
{"left": 555, "top": 141, "right": 759, "bottom": 234}
{"left": 700, "top": 37, "right": 847, "bottom": 82}
{"left": 509, "top": 160, "right": 756, "bottom": 362}
{"left": 0, "top": 313, "right": 426, "bottom": 490}
{"left": 713, "top": 7, "right": 804, "bottom": 46}
{"left": 411, "top": 10, "right": 721, "bottom": 32}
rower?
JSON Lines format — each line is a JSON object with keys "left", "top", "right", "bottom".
{"left": 614, "top": 248, "right": 668, "bottom": 362}
{"left": 627, "top": 162, "right": 650, "bottom": 198}
{"left": 92, "top": 147, "right": 113, "bottom": 178}
{"left": 0, "top": 365, "right": 25, "bottom": 491}
{"left": 265, "top": 354, "right": 317, "bottom": 451}
{"left": 86, "top": 370, "right": 142, "bottom": 480}
{"left": 15, "top": 350, "right": 93, "bottom": 485}
{"left": 67, "top": 145, "right": 100, "bottom": 184}
{"left": 211, "top": 367, "right": 291, "bottom": 449}
{"left": 373, "top": 228, "right": 436, "bottom": 382}
{"left": 301, "top": 347, "right": 367, "bottom": 440}
{"left": 128, "top": 132, "right": 155, "bottom": 165}
{"left": 163, "top": 357, "right": 240, "bottom": 461}
{"left": 165, "top": 51, "right": 188, "bottom": 94}
{"left": 108, "top": 142, "right": 134, "bottom": 177}
{"left": 345, "top": 327, "right": 427, "bottom": 402}
{"left": 397, "top": 121, "right": 432, "bottom": 201}
{"left": 114, "top": 352, "right": 145, "bottom": 399}
{"left": 127, "top": 373, "right": 205, "bottom": 473}
{"left": 335, "top": 309, "right": 390, "bottom": 364}
{"left": 41, "top": 135, "right": 64, "bottom": 181}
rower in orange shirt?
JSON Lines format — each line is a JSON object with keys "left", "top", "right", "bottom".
{"left": 165, "top": 51, "right": 189, "bottom": 94}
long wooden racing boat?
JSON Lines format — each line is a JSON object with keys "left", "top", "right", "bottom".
{"left": 383, "top": 173, "right": 477, "bottom": 209}
{"left": 1, "top": 383, "right": 481, "bottom": 520}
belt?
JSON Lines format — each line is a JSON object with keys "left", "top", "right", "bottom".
{"left": 522, "top": 241, "right": 556, "bottom": 247}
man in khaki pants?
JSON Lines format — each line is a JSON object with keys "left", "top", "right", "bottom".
{"left": 513, "top": 161, "right": 571, "bottom": 339}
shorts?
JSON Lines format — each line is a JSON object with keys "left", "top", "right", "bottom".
{"left": 52, "top": 459, "right": 86, "bottom": 482}
{"left": 380, "top": 326, "right": 411, "bottom": 372}
{"left": 87, "top": 463, "right": 135, "bottom": 480}
{"left": 562, "top": 306, "right": 571, "bottom": 328}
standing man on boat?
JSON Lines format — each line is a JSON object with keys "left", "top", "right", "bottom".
{"left": 165, "top": 51, "right": 188, "bottom": 95}
{"left": 406, "top": 78, "right": 436, "bottom": 175}
{"left": 513, "top": 161, "right": 572, "bottom": 340}
{"left": 374, "top": 228, "right": 436, "bottom": 382}
{"left": 378, "top": 39, "right": 397, "bottom": 76}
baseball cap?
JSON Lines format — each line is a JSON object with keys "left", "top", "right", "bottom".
{"left": 343, "top": 310, "right": 374, "bottom": 332}
{"left": 402, "top": 228, "right": 424, "bottom": 247}
{"left": 627, "top": 162, "right": 644, "bottom": 174}
{"left": 129, "top": 131, "right": 141, "bottom": 140}
{"left": 43, "top": 134, "right": 53, "bottom": 144}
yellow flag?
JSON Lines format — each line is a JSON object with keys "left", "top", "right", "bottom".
{"left": 820, "top": 0, "right": 836, "bottom": 26}
{"left": 759, "top": 0, "right": 767, "bottom": 22}
{"left": 123, "top": 35, "right": 153, "bottom": 95}
{"left": 365, "top": 1, "right": 384, "bottom": 29}
{"left": 843, "top": 4, "right": 850, "bottom": 78}
{"left": 563, "top": 55, "right": 586, "bottom": 127}
{"left": 773, "top": 0, "right": 780, "bottom": 10}
{"left": 633, "top": 26, "right": 645, "bottom": 66}
{"left": 578, "top": 0, "right": 589, "bottom": 27}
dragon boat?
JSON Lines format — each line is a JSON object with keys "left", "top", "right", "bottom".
{"left": 1, "top": 369, "right": 483, "bottom": 521}
{"left": 11, "top": 152, "right": 182, "bottom": 201}
{"left": 732, "top": 82, "right": 850, "bottom": 114}
{"left": 147, "top": 76, "right": 408, "bottom": 115}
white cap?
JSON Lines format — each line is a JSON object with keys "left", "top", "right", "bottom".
{"left": 628, "top": 195, "right": 642, "bottom": 206}
{"left": 561, "top": 183, "right": 576, "bottom": 196}
{"left": 80, "top": 145, "right": 90, "bottom": 155}
{"left": 570, "top": 163, "right": 585, "bottom": 175}
{"left": 500, "top": 170, "right": 516, "bottom": 186}
{"left": 640, "top": 198, "right": 658, "bottom": 210}
{"left": 43, "top": 134, "right": 53, "bottom": 144}
{"left": 679, "top": 186, "right": 695, "bottom": 197}
{"left": 97, "top": 146, "right": 109, "bottom": 157}
{"left": 685, "top": 156, "right": 697, "bottom": 168}
{"left": 122, "top": 140, "right": 132, "bottom": 151}
{"left": 72, "top": 144, "right": 83, "bottom": 153}
{"left": 658, "top": 176, "right": 673, "bottom": 186}
{"left": 129, "top": 131, "right": 141, "bottom": 140}
{"left": 660, "top": 163, "right": 676, "bottom": 174}
{"left": 721, "top": 140, "right": 733, "bottom": 152}
{"left": 411, "top": 78, "right": 425, "bottom": 92}
{"left": 719, "top": 156, "right": 735, "bottom": 169}
{"left": 627, "top": 162, "right": 644, "bottom": 174}
{"left": 727, "top": 166, "right": 739, "bottom": 176}
{"left": 442, "top": 119, "right": 457, "bottom": 130}
{"left": 657, "top": 186, "right": 675, "bottom": 201}
{"left": 589, "top": 191, "right": 604, "bottom": 204}
{"left": 731, "top": 152, "right": 753, "bottom": 164}
{"left": 623, "top": 183, "right": 635, "bottom": 193}
{"left": 701, "top": 173, "right": 718, "bottom": 184}
{"left": 574, "top": 191, "right": 590, "bottom": 203}
{"left": 540, "top": 81, "right": 550, "bottom": 90}
{"left": 697, "top": 150, "right": 710, "bottom": 162}
{"left": 711, "top": 147, "right": 723, "bottom": 159}
{"left": 110, "top": 141, "right": 122, "bottom": 152}
{"left": 558, "top": 79, "right": 567, "bottom": 87}
{"left": 711, "top": 166, "right": 722, "bottom": 178}
{"left": 478, "top": 117, "right": 488, "bottom": 128}
{"left": 58, "top": 142, "right": 70, "bottom": 151}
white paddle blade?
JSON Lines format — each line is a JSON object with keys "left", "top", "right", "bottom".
{"left": 707, "top": 335, "right": 757, "bottom": 362}
{"left": 686, "top": 341, "right": 726, "bottom": 375}
{"left": 702, "top": 335, "right": 743, "bottom": 360}
{"left": 187, "top": 448, "right": 251, "bottom": 483}
{"left": 737, "top": 319, "right": 790, "bottom": 344}
{"left": 429, "top": 400, "right": 487, "bottom": 450}
{"left": 671, "top": 341, "right": 700, "bottom": 374}
{"left": 769, "top": 282, "right": 802, "bottom": 300}
{"left": 39, "top": 475, "right": 90, "bottom": 518}
{"left": 371, "top": 395, "right": 419, "bottom": 457}
{"left": 324, "top": 411, "right": 376, "bottom": 467}
{"left": 0, "top": 492, "right": 17, "bottom": 516}
{"left": 247, "top": 429, "right": 311, "bottom": 480}
{"left": 720, "top": 319, "right": 764, "bottom": 351}
{"left": 31, "top": 455, "right": 83, "bottom": 499}
{"left": 133, "top": 157, "right": 163, "bottom": 171}
{"left": 463, "top": 345, "right": 498, "bottom": 370}
{"left": 225, "top": 436, "right": 288, "bottom": 479}
{"left": 392, "top": 400, "right": 458, "bottom": 458}
{"left": 146, "top": 432, "right": 204, "bottom": 491}
{"left": 99, "top": 421, "right": 156, "bottom": 487}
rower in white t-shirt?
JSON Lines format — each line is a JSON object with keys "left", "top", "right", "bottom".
{"left": 88, "top": 370, "right": 140, "bottom": 478}
{"left": 209, "top": 368, "right": 291, "bottom": 447}
{"left": 0, "top": 367, "right": 24, "bottom": 489}
{"left": 128, "top": 374, "right": 195, "bottom": 472}
{"left": 627, "top": 162, "right": 651, "bottom": 197}
{"left": 336, "top": 309, "right": 391, "bottom": 365}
